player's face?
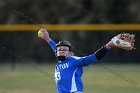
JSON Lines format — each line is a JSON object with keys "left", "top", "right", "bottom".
{"left": 56, "top": 46, "right": 70, "bottom": 57}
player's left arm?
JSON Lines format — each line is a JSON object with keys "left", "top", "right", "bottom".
{"left": 94, "top": 40, "right": 113, "bottom": 60}
{"left": 76, "top": 33, "right": 135, "bottom": 66}
{"left": 93, "top": 33, "right": 136, "bottom": 60}
{"left": 73, "top": 41, "right": 114, "bottom": 67}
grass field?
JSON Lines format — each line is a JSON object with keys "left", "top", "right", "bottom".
{"left": 0, "top": 63, "right": 140, "bottom": 93}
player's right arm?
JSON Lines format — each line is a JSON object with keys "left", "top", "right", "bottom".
{"left": 38, "top": 28, "right": 56, "bottom": 52}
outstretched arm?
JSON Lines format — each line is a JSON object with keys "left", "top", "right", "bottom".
{"left": 95, "top": 32, "right": 136, "bottom": 60}
{"left": 38, "top": 28, "right": 56, "bottom": 52}
{"left": 94, "top": 41, "right": 114, "bottom": 60}
{"left": 76, "top": 41, "right": 114, "bottom": 66}
{"left": 74, "top": 33, "right": 135, "bottom": 67}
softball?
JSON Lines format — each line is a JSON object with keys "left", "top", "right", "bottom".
{"left": 38, "top": 30, "right": 44, "bottom": 37}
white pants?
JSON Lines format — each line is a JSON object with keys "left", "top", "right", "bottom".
{"left": 72, "top": 91, "right": 83, "bottom": 93}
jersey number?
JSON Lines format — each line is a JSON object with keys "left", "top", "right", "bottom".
{"left": 55, "top": 72, "right": 61, "bottom": 81}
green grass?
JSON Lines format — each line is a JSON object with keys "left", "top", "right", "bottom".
{"left": 0, "top": 63, "right": 140, "bottom": 93}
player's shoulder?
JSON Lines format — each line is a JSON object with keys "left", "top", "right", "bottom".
{"left": 70, "top": 56, "right": 82, "bottom": 60}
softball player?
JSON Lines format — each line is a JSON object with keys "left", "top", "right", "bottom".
{"left": 38, "top": 29, "right": 114, "bottom": 93}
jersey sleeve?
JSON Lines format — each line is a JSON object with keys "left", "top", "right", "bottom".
{"left": 48, "top": 39, "right": 56, "bottom": 52}
{"left": 71, "top": 54, "right": 97, "bottom": 67}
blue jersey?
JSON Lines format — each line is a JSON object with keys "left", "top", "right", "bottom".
{"left": 49, "top": 40, "right": 97, "bottom": 93}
